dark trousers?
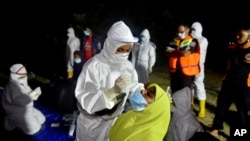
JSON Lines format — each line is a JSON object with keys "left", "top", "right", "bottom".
{"left": 170, "top": 71, "right": 194, "bottom": 94}
{"left": 212, "top": 80, "right": 250, "bottom": 138}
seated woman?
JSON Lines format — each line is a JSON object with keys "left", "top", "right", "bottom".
{"left": 164, "top": 87, "right": 204, "bottom": 141}
{"left": 109, "top": 83, "right": 171, "bottom": 141}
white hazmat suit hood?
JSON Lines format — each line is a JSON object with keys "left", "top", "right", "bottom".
{"left": 67, "top": 27, "right": 76, "bottom": 38}
{"left": 8, "top": 64, "right": 32, "bottom": 101}
{"left": 191, "top": 22, "right": 203, "bottom": 39}
{"left": 140, "top": 28, "right": 150, "bottom": 43}
{"left": 97, "top": 21, "right": 138, "bottom": 66}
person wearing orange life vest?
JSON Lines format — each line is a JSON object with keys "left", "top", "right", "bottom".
{"left": 166, "top": 22, "right": 200, "bottom": 94}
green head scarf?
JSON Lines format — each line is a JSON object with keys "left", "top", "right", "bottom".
{"left": 109, "top": 83, "right": 171, "bottom": 141}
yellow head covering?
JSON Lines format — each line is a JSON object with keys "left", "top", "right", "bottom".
{"left": 109, "top": 83, "right": 171, "bottom": 141}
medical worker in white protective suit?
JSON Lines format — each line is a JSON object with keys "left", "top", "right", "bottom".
{"left": 75, "top": 21, "right": 144, "bottom": 141}
{"left": 131, "top": 28, "right": 156, "bottom": 84}
{"left": 66, "top": 27, "right": 80, "bottom": 79}
{"left": 2, "top": 64, "right": 45, "bottom": 135}
{"left": 191, "top": 22, "right": 209, "bottom": 118}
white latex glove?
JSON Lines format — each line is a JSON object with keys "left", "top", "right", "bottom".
{"left": 114, "top": 75, "right": 131, "bottom": 93}
{"left": 104, "top": 75, "right": 130, "bottom": 102}
{"left": 29, "top": 87, "right": 42, "bottom": 100}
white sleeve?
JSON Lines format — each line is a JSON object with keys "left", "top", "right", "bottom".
{"left": 199, "top": 38, "right": 209, "bottom": 64}
{"left": 131, "top": 44, "right": 138, "bottom": 67}
{"left": 149, "top": 45, "right": 156, "bottom": 69}
{"left": 75, "top": 63, "right": 115, "bottom": 114}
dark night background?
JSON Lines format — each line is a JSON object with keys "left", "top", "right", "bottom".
{"left": 1, "top": 0, "right": 250, "bottom": 82}
{"left": 1, "top": 2, "right": 249, "bottom": 140}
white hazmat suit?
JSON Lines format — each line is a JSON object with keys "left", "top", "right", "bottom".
{"left": 2, "top": 64, "right": 45, "bottom": 135}
{"left": 75, "top": 21, "right": 143, "bottom": 141}
{"left": 66, "top": 27, "right": 80, "bottom": 78}
{"left": 132, "top": 29, "right": 156, "bottom": 83}
{"left": 191, "top": 22, "right": 209, "bottom": 117}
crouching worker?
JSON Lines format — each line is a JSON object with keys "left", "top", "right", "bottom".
{"left": 2, "top": 64, "right": 45, "bottom": 135}
{"left": 109, "top": 83, "right": 171, "bottom": 141}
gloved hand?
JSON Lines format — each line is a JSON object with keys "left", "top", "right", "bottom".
{"left": 104, "top": 75, "right": 130, "bottom": 102}
{"left": 29, "top": 87, "right": 42, "bottom": 100}
{"left": 166, "top": 47, "right": 175, "bottom": 52}
{"left": 148, "top": 67, "right": 152, "bottom": 73}
{"left": 114, "top": 75, "right": 131, "bottom": 93}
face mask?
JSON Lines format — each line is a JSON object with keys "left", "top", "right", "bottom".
{"left": 141, "top": 37, "right": 147, "bottom": 43}
{"left": 115, "top": 53, "right": 129, "bottom": 61}
{"left": 18, "top": 76, "right": 28, "bottom": 85}
{"left": 191, "top": 31, "right": 199, "bottom": 38}
{"left": 178, "top": 32, "right": 186, "bottom": 39}
{"left": 129, "top": 90, "right": 147, "bottom": 111}
{"left": 84, "top": 30, "right": 90, "bottom": 36}
{"left": 74, "top": 58, "right": 81, "bottom": 64}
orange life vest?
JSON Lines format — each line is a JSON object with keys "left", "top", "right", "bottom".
{"left": 169, "top": 36, "right": 200, "bottom": 76}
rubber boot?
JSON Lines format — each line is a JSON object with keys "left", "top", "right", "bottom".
{"left": 198, "top": 100, "right": 206, "bottom": 118}
{"left": 67, "top": 71, "right": 73, "bottom": 79}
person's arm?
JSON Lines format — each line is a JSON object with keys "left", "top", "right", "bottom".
{"left": 131, "top": 44, "right": 138, "bottom": 66}
{"left": 166, "top": 46, "right": 175, "bottom": 53}
{"left": 14, "top": 94, "right": 33, "bottom": 107}
{"left": 148, "top": 44, "right": 156, "bottom": 73}
{"left": 93, "top": 37, "right": 102, "bottom": 54}
{"left": 166, "top": 39, "right": 182, "bottom": 57}
{"left": 199, "top": 38, "right": 209, "bottom": 64}
{"left": 75, "top": 62, "right": 130, "bottom": 114}
{"left": 75, "top": 65, "right": 108, "bottom": 114}
{"left": 180, "top": 38, "right": 199, "bottom": 56}
{"left": 166, "top": 39, "right": 176, "bottom": 52}
{"left": 28, "top": 87, "right": 42, "bottom": 100}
